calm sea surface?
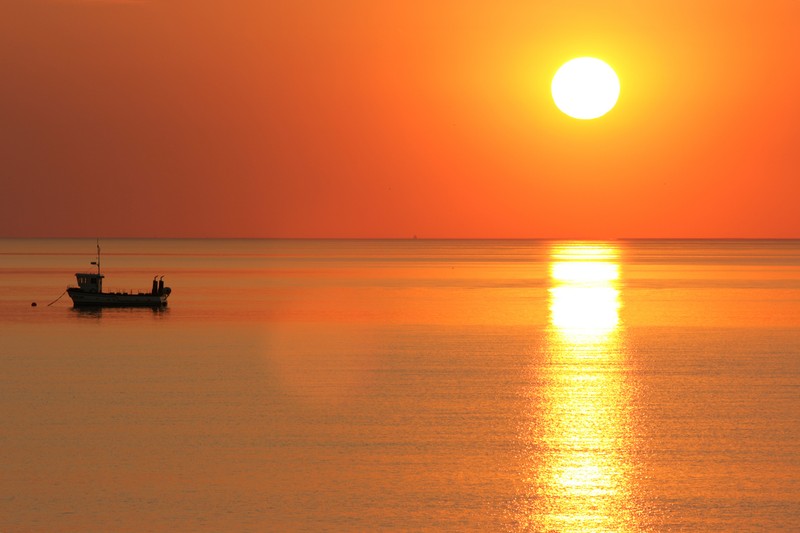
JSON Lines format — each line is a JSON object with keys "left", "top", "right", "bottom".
{"left": 1, "top": 239, "right": 799, "bottom": 531}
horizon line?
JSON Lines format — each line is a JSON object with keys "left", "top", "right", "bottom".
{"left": 2, "top": 236, "right": 800, "bottom": 241}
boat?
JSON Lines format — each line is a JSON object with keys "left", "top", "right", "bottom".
{"left": 67, "top": 241, "right": 171, "bottom": 308}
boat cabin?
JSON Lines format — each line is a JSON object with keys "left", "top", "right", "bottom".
{"left": 75, "top": 273, "right": 104, "bottom": 293}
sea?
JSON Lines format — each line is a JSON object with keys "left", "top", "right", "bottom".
{"left": 1, "top": 239, "right": 799, "bottom": 532}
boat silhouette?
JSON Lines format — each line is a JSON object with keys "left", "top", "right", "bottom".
{"left": 67, "top": 241, "right": 171, "bottom": 308}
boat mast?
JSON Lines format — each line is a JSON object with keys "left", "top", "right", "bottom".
{"left": 90, "top": 238, "right": 101, "bottom": 275}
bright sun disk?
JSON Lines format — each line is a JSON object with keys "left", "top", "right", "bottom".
{"left": 551, "top": 57, "right": 620, "bottom": 120}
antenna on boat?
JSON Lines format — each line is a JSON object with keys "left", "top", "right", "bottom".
{"left": 90, "top": 238, "right": 101, "bottom": 275}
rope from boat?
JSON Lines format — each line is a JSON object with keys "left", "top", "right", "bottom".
{"left": 47, "top": 290, "right": 67, "bottom": 306}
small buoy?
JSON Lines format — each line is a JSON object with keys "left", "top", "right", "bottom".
{"left": 31, "top": 302, "right": 37, "bottom": 307}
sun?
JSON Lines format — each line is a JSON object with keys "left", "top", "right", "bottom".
{"left": 551, "top": 57, "right": 620, "bottom": 120}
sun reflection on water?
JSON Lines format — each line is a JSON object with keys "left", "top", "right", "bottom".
{"left": 523, "top": 243, "right": 635, "bottom": 532}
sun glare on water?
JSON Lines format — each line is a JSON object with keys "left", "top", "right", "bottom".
{"left": 527, "top": 243, "right": 634, "bottom": 532}
{"left": 552, "top": 57, "right": 620, "bottom": 120}
{"left": 548, "top": 244, "right": 622, "bottom": 342}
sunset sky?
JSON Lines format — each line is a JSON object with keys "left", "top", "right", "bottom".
{"left": 2, "top": 1, "right": 799, "bottom": 238}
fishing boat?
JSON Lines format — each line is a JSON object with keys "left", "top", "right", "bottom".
{"left": 67, "top": 241, "right": 171, "bottom": 307}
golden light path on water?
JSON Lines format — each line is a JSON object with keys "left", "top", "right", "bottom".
{"left": 524, "top": 243, "right": 636, "bottom": 532}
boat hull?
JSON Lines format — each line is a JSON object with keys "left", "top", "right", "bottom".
{"left": 67, "top": 288, "right": 168, "bottom": 307}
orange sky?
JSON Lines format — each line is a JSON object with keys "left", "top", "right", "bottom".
{"left": 1, "top": 1, "right": 799, "bottom": 238}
